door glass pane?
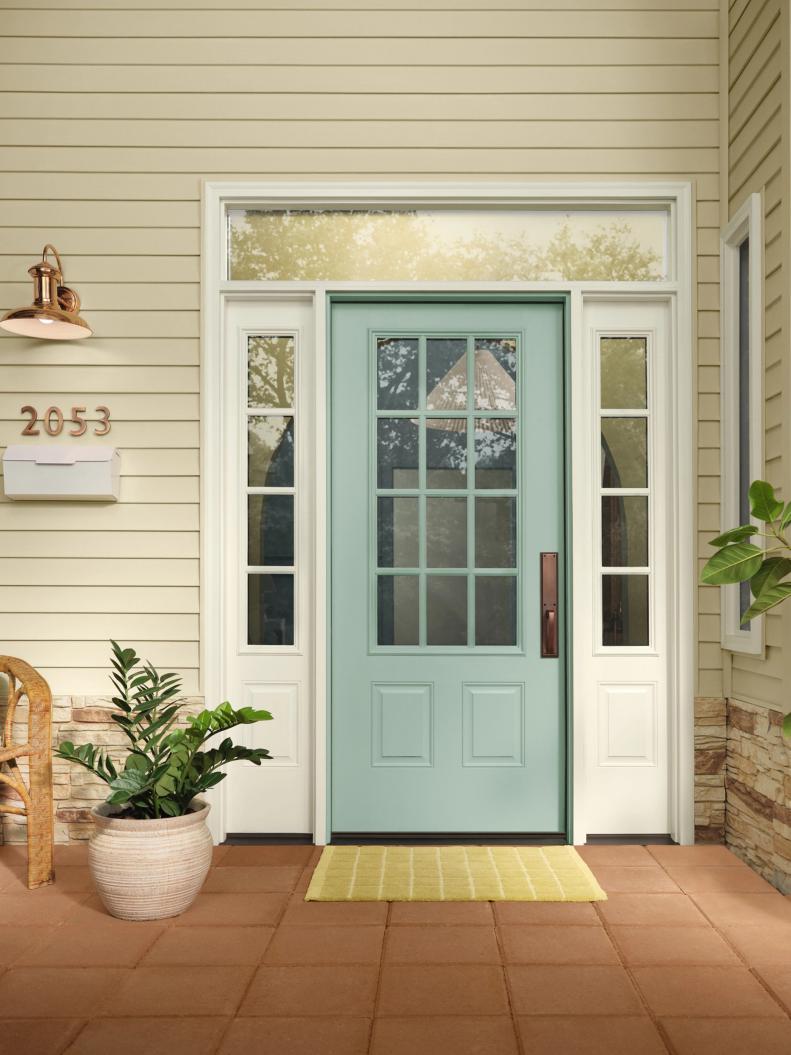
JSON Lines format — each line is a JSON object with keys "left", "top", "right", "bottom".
{"left": 427, "top": 575, "right": 467, "bottom": 646}
{"left": 474, "top": 338, "right": 517, "bottom": 410}
{"left": 602, "top": 574, "right": 648, "bottom": 646}
{"left": 248, "top": 335, "right": 294, "bottom": 408}
{"left": 377, "top": 337, "right": 418, "bottom": 410}
{"left": 248, "top": 573, "right": 294, "bottom": 645}
{"left": 601, "top": 418, "right": 647, "bottom": 488}
{"left": 426, "top": 420, "right": 467, "bottom": 488}
{"left": 602, "top": 496, "right": 648, "bottom": 567}
{"left": 475, "top": 418, "right": 516, "bottom": 489}
{"left": 427, "top": 496, "right": 467, "bottom": 568}
{"left": 248, "top": 494, "right": 294, "bottom": 566}
{"left": 475, "top": 576, "right": 517, "bottom": 646}
{"left": 248, "top": 416, "right": 294, "bottom": 487}
{"left": 378, "top": 497, "right": 419, "bottom": 568}
{"left": 600, "top": 337, "right": 646, "bottom": 409}
{"left": 426, "top": 337, "right": 467, "bottom": 410}
{"left": 377, "top": 418, "right": 419, "bottom": 488}
{"left": 378, "top": 575, "right": 419, "bottom": 646}
{"left": 475, "top": 497, "right": 516, "bottom": 568}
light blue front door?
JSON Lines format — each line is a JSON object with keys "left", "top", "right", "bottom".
{"left": 330, "top": 299, "right": 566, "bottom": 835}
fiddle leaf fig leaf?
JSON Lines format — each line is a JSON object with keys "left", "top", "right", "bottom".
{"left": 741, "top": 581, "right": 791, "bottom": 623}
{"left": 783, "top": 711, "right": 791, "bottom": 742}
{"left": 709, "top": 525, "right": 758, "bottom": 548}
{"left": 749, "top": 480, "right": 784, "bottom": 524}
{"left": 781, "top": 502, "right": 791, "bottom": 532}
{"left": 750, "top": 557, "right": 791, "bottom": 599}
{"left": 700, "top": 543, "right": 764, "bottom": 586}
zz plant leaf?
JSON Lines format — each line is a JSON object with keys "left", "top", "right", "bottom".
{"left": 55, "top": 641, "right": 273, "bottom": 819}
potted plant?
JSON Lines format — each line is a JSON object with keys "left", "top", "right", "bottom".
{"left": 56, "top": 641, "right": 272, "bottom": 920}
{"left": 701, "top": 479, "right": 791, "bottom": 739}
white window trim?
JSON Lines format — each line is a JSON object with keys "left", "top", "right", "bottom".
{"left": 201, "top": 180, "right": 695, "bottom": 847}
{"left": 720, "top": 193, "right": 764, "bottom": 654}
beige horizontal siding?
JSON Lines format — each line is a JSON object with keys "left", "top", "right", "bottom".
{"left": 0, "top": 2, "right": 719, "bottom": 697}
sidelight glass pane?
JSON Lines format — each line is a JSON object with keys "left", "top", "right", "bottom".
{"left": 601, "top": 496, "right": 648, "bottom": 568}
{"left": 602, "top": 574, "right": 649, "bottom": 647}
{"left": 475, "top": 418, "right": 517, "bottom": 489}
{"left": 600, "top": 337, "right": 647, "bottom": 410}
{"left": 426, "top": 338, "right": 468, "bottom": 410}
{"left": 248, "top": 416, "right": 294, "bottom": 487}
{"left": 601, "top": 418, "right": 647, "bottom": 488}
{"left": 426, "top": 420, "right": 467, "bottom": 488}
{"left": 248, "top": 335, "right": 294, "bottom": 408}
{"left": 248, "top": 494, "right": 294, "bottom": 567}
{"left": 377, "top": 337, "right": 418, "bottom": 410}
{"left": 378, "top": 497, "right": 419, "bottom": 568}
{"left": 248, "top": 573, "right": 294, "bottom": 645}
{"left": 427, "top": 575, "right": 467, "bottom": 646}
{"left": 475, "top": 576, "right": 517, "bottom": 646}
{"left": 474, "top": 338, "right": 517, "bottom": 410}
{"left": 475, "top": 497, "right": 516, "bottom": 568}
{"left": 377, "top": 418, "right": 419, "bottom": 488}
{"left": 378, "top": 575, "right": 419, "bottom": 646}
{"left": 427, "top": 496, "right": 467, "bottom": 568}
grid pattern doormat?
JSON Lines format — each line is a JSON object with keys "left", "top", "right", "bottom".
{"left": 305, "top": 845, "right": 607, "bottom": 902}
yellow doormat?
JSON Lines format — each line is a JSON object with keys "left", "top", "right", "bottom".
{"left": 305, "top": 845, "right": 607, "bottom": 902}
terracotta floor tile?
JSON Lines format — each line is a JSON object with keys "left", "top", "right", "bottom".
{"left": 660, "top": 1017, "right": 791, "bottom": 1055}
{"left": 609, "top": 925, "right": 740, "bottom": 965}
{"left": 0, "top": 1019, "right": 82, "bottom": 1055}
{"left": 0, "top": 891, "right": 88, "bottom": 926}
{"left": 754, "top": 964, "right": 791, "bottom": 1013}
{"left": 661, "top": 865, "right": 776, "bottom": 894}
{"left": 204, "top": 866, "right": 303, "bottom": 893}
{"left": 15, "top": 922, "right": 163, "bottom": 967}
{"left": 0, "top": 845, "right": 27, "bottom": 868}
{"left": 596, "top": 893, "right": 709, "bottom": 927}
{"left": 265, "top": 924, "right": 384, "bottom": 964}
{"left": 0, "top": 925, "right": 56, "bottom": 967}
{"left": 174, "top": 891, "right": 288, "bottom": 926}
{"left": 219, "top": 1016, "right": 370, "bottom": 1054}
{"left": 212, "top": 846, "right": 230, "bottom": 865}
{"left": 648, "top": 845, "right": 745, "bottom": 868}
{"left": 0, "top": 967, "right": 128, "bottom": 1017}
{"left": 53, "top": 845, "right": 89, "bottom": 867}
{"left": 493, "top": 901, "right": 601, "bottom": 926}
{"left": 499, "top": 924, "right": 619, "bottom": 964}
{"left": 577, "top": 844, "right": 655, "bottom": 867}
{"left": 631, "top": 965, "right": 786, "bottom": 1017}
{"left": 280, "top": 894, "right": 388, "bottom": 926}
{"left": 0, "top": 866, "right": 26, "bottom": 892}
{"left": 384, "top": 925, "right": 500, "bottom": 964}
{"left": 220, "top": 845, "right": 315, "bottom": 867}
{"left": 377, "top": 964, "right": 509, "bottom": 1016}
{"left": 516, "top": 1015, "right": 667, "bottom": 1055}
{"left": 142, "top": 925, "right": 274, "bottom": 965}
{"left": 47, "top": 867, "right": 94, "bottom": 893}
{"left": 389, "top": 901, "right": 493, "bottom": 925}
{"left": 370, "top": 1016, "right": 519, "bottom": 1055}
{"left": 590, "top": 865, "right": 680, "bottom": 894}
{"left": 240, "top": 965, "right": 378, "bottom": 1016}
{"left": 507, "top": 965, "right": 643, "bottom": 1015}
{"left": 719, "top": 924, "right": 791, "bottom": 965}
{"left": 66, "top": 1016, "right": 229, "bottom": 1055}
{"left": 102, "top": 965, "right": 253, "bottom": 1017}
{"left": 691, "top": 892, "right": 791, "bottom": 927}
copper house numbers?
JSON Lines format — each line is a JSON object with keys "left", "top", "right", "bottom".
{"left": 20, "top": 405, "right": 111, "bottom": 438}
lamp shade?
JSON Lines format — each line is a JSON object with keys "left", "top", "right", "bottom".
{"left": 0, "top": 246, "right": 91, "bottom": 340}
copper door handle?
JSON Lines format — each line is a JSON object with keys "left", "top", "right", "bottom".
{"left": 541, "top": 552, "right": 559, "bottom": 658}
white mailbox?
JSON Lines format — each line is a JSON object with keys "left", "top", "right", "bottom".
{"left": 2, "top": 446, "right": 120, "bottom": 501}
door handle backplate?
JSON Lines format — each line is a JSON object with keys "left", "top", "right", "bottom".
{"left": 540, "top": 551, "right": 559, "bottom": 658}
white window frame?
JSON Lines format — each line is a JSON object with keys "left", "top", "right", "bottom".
{"left": 720, "top": 193, "right": 764, "bottom": 654}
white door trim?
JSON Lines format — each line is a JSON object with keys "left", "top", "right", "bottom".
{"left": 201, "top": 180, "right": 695, "bottom": 846}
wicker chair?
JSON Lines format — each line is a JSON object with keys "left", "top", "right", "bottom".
{"left": 0, "top": 656, "right": 55, "bottom": 888}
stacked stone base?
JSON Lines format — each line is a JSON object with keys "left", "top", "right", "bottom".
{"left": 694, "top": 696, "right": 727, "bottom": 842}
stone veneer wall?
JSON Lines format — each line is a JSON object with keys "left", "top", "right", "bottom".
{"left": 694, "top": 696, "right": 727, "bottom": 843}
{"left": 725, "top": 699, "right": 791, "bottom": 894}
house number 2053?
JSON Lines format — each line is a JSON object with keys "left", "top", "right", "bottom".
{"left": 20, "top": 405, "right": 111, "bottom": 437}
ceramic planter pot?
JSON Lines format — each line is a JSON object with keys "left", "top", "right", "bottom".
{"left": 89, "top": 799, "right": 212, "bottom": 920}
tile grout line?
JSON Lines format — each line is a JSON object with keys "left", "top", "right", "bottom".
{"left": 491, "top": 900, "right": 526, "bottom": 1055}
{"left": 366, "top": 899, "right": 392, "bottom": 1055}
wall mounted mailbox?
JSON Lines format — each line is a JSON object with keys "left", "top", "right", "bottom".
{"left": 2, "top": 446, "right": 120, "bottom": 501}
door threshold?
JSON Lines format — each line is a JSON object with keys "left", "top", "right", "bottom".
{"left": 224, "top": 833, "right": 313, "bottom": 845}
{"left": 585, "top": 834, "right": 675, "bottom": 845}
{"left": 332, "top": 832, "right": 567, "bottom": 845}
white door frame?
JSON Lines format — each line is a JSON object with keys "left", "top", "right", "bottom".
{"left": 201, "top": 180, "right": 695, "bottom": 846}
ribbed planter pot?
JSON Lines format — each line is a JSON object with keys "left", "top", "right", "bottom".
{"left": 89, "top": 798, "right": 212, "bottom": 921}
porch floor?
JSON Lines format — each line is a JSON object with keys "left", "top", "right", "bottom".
{"left": 1, "top": 843, "right": 790, "bottom": 1054}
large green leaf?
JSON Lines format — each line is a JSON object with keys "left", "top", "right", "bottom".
{"left": 750, "top": 557, "right": 791, "bottom": 599}
{"left": 749, "top": 480, "right": 784, "bottom": 524}
{"left": 783, "top": 711, "right": 791, "bottom": 742}
{"left": 741, "top": 581, "right": 791, "bottom": 623}
{"left": 700, "top": 543, "right": 764, "bottom": 585}
{"left": 708, "top": 525, "right": 758, "bottom": 548}
{"left": 781, "top": 502, "right": 791, "bottom": 532}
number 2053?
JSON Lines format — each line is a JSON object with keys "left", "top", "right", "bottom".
{"left": 21, "top": 405, "right": 111, "bottom": 437}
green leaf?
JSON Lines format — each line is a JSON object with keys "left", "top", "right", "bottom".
{"left": 749, "top": 480, "right": 784, "bottom": 524}
{"left": 781, "top": 502, "right": 791, "bottom": 532}
{"left": 783, "top": 712, "right": 791, "bottom": 742}
{"left": 708, "top": 525, "right": 758, "bottom": 548}
{"left": 741, "top": 581, "right": 791, "bottom": 623}
{"left": 750, "top": 557, "right": 791, "bottom": 599}
{"left": 700, "top": 543, "right": 764, "bottom": 585}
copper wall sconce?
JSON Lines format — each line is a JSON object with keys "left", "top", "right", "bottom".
{"left": 1, "top": 244, "right": 91, "bottom": 340}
